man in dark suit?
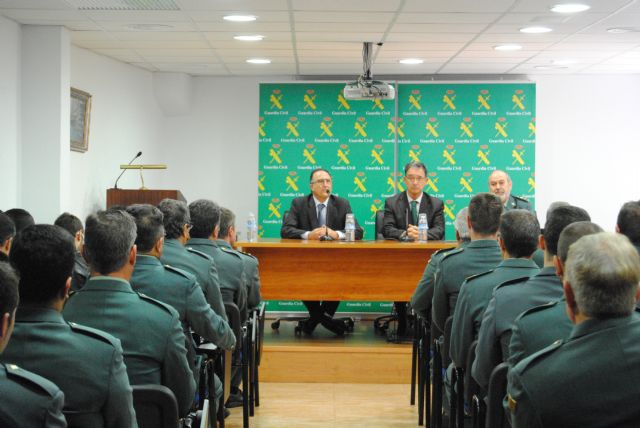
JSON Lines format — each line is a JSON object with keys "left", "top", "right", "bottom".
{"left": 382, "top": 161, "right": 445, "bottom": 241}
{"left": 281, "top": 168, "right": 363, "bottom": 335}
{"left": 382, "top": 161, "right": 445, "bottom": 336}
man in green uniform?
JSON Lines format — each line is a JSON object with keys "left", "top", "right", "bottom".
{"left": 616, "top": 200, "right": 640, "bottom": 255}
{"left": 0, "top": 212, "right": 15, "bottom": 262}
{"left": 0, "top": 262, "right": 67, "bottom": 428}
{"left": 432, "top": 193, "right": 503, "bottom": 335}
{"left": 507, "top": 220, "right": 603, "bottom": 367}
{"left": 411, "top": 207, "right": 470, "bottom": 321}
{"left": 473, "top": 205, "right": 591, "bottom": 384}
{"left": 63, "top": 210, "right": 195, "bottom": 417}
{"left": 4, "top": 224, "right": 136, "bottom": 427}
{"left": 219, "top": 207, "right": 262, "bottom": 310}
{"left": 450, "top": 210, "right": 540, "bottom": 374}
{"left": 54, "top": 212, "right": 90, "bottom": 291}
{"left": 158, "top": 198, "right": 227, "bottom": 319}
{"left": 488, "top": 170, "right": 531, "bottom": 211}
{"left": 187, "top": 199, "right": 248, "bottom": 322}
{"left": 508, "top": 232, "right": 640, "bottom": 427}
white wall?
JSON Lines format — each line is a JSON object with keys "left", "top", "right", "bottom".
{"left": 70, "top": 46, "right": 166, "bottom": 220}
{"left": 0, "top": 15, "right": 20, "bottom": 210}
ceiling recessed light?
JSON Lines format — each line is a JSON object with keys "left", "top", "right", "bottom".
{"left": 246, "top": 58, "right": 271, "bottom": 64}
{"left": 607, "top": 27, "right": 637, "bottom": 34}
{"left": 520, "top": 26, "right": 553, "bottom": 34}
{"left": 551, "top": 3, "right": 591, "bottom": 13}
{"left": 223, "top": 15, "right": 257, "bottom": 22}
{"left": 494, "top": 44, "right": 522, "bottom": 51}
{"left": 399, "top": 58, "right": 424, "bottom": 65}
{"left": 233, "top": 35, "right": 264, "bottom": 41}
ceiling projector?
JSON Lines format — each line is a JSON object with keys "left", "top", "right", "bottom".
{"left": 343, "top": 42, "right": 396, "bottom": 101}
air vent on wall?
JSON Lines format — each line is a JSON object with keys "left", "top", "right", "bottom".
{"left": 67, "top": 0, "right": 179, "bottom": 11}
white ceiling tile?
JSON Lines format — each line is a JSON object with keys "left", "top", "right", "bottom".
{"left": 511, "top": 0, "right": 633, "bottom": 13}
{"left": 295, "top": 41, "right": 364, "bottom": 50}
{"left": 0, "top": 9, "right": 86, "bottom": 20}
{"left": 134, "top": 48, "right": 215, "bottom": 56}
{"left": 194, "top": 22, "right": 290, "bottom": 31}
{"left": 403, "top": 0, "right": 514, "bottom": 13}
{"left": 383, "top": 33, "right": 476, "bottom": 43}
{"left": 396, "top": 13, "right": 500, "bottom": 24}
{"left": 105, "top": 31, "right": 203, "bottom": 41}
{"left": 129, "top": 62, "right": 158, "bottom": 71}
{"left": 295, "top": 32, "right": 385, "bottom": 42}
{"left": 139, "top": 56, "right": 219, "bottom": 63}
{"left": 174, "top": 0, "right": 289, "bottom": 11}
{"left": 547, "top": 42, "right": 637, "bottom": 51}
{"left": 473, "top": 33, "right": 568, "bottom": 43}
{"left": 0, "top": 1, "right": 73, "bottom": 9}
{"left": 185, "top": 10, "right": 289, "bottom": 22}
{"left": 202, "top": 31, "right": 291, "bottom": 41}
{"left": 81, "top": 10, "right": 190, "bottom": 22}
{"left": 291, "top": 0, "right": 401, "bottom": 12}
{"left": 391, "top": 23, "right": 490, "bottom": 33}
{"left": 298, "top": 63, "right": 365, "bottom": 74}
{"left": 439, "top": 62, "right": 519, "bottom": 73}
{"left": 296, "top": 22, "right": 388, "bottom": 33}
{"left": 294, "top": 11, "right": 393, "bottom": 23}
{"left": 71, "top": 30, "right": 112, "bottom": 41}
{"left": 206, "top": 40, "right": 293, "bottom": 49}
{"left": 581, "top": 64, "right": 640, "bottom": 73}
{"left": 98, "top": 21, "right": 197, "bottom": 31}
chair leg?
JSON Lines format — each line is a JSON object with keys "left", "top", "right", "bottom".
{"left": 450, "top": 368, "right": 457, "bottom": 428}
{"left": 411, "top": 317, "right": 420, "bottom": 405}
{"left": 215, "top": 358, "right": 225, "bottom": 428}
{"left": 425, "top": 329, "right": 431, "bottom": 426}
{"left": 242, "top": 335, "right": 250, "bottom": 428}
{"left": 432, "top": 338, "right": 443, "bottom": 428}
{"left": 417, "top": 337, "right": 424, "bottom": 425}
{"left": 456, "top": 367, "right": 465, "bottom": 428}
{"left": 249, "top": 334, "right": 255, "bottom": 417}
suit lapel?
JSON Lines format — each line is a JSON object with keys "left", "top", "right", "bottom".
{"left": 307, "top": 195, "right": 319, "bottom": 229}
{"left": 398, "top": 192, "right": 409, "bottom": 228}
{"left": 326, "top": 196, "right": 338, "bottom": 229}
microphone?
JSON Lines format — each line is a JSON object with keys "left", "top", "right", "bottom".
{"left": 114, "top": 151, "right": 142, "bottom": 189}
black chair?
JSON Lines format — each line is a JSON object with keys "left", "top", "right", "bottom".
{"left": 132, "top": 384, "right": 180, "bottom": 428}
{"left": 432, "top": 316, "right": 453, "bottom": 428}
{"left": 223, "top": 301, "right": 250, "bottom": 428}
{"left": 471, "top": 394, "right": 486, "bottom": 428}
{"left": 195, "top": 335, "right": 230, "bottom": 428}
{"left": 465, "top": 341, "right": 480, "bottom": 420}
{"left": 486, "top": 363, "right": 509, "bottom": 428}
{"left": 250, "top": 303, "right": 266, "bottom": 412}
{"left": 415, "top": 313, "right": 431, "bottom": 426}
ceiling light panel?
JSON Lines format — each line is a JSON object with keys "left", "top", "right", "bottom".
{"left": 203, "top": 31, "right": 290, "bottom": 42}
{"left": 520, "top": 26, "right": 553, "bottom": 33}
{"left": 550, "top": 3, "right": 591, "bottom": 13}
{"left": 291, "top": 0, "right": 401, "bottom": 12}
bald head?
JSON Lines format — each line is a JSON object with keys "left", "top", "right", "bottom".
{"left": 488, "top": 170, "right": 512, "bottom": 204}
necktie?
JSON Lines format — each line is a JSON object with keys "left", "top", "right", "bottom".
{"left": 318, "top": 203, "right": 326, "bottom": 226}
{"left": 410, "top": 200, "right": 418, "bottom": 225}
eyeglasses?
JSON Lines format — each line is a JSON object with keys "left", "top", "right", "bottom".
{"left": 405, "top": 175, "right": 426, "bottom": 182}
{"left": 312, "top": 179, "right": 332, "bottom": 185}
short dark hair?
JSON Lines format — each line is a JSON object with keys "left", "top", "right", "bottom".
{"left": 543, "top": 205, "right": 590, "bottom": 256}
{"left": 84, "top": 210, "right": 136, "bottom": 275}
{"left": 0, "top": 263, "right": 19, "bottom": 318}
{"left": 558, "top": 221, "right": 604, "bottom": 263}
{"left": 468, "top": 193, "right": 503, "bottom": 235}
{"left": 9, "top": 225, "right": 75, "bottom": 304}
{"left": 617, "top": 201, "right": 640, "bottom": 245}
{"left": 189, "top": 200, "right": 220, "bottom": 239}
{"left": 219, "top": 207, "right": 236, "bottom": 239}
{"left": 0, "top": 213, "right": 16, "bottom": 244}
{"left": 126, "top": 204, "right": 165, "bottom": 253}
{"left": 158, "top": 199, "right": 190, "bottom": 240}
{"left": 404, "top": 161, "right": 427, "bottom": 176}
{"left": 309, "top": 168, "right": 331, "bottom": 183}
{"left": 5, "top": 209, "right": 34, "bottom": 233}
{"left": 54, "top": 212, "right": 83, "bottom": 237}
{"left": 499, "top": 210, "right": 540, "bottom": 258}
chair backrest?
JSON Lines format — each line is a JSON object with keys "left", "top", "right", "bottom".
{"left": 132, "top": 384, "right": 180, "bottom": 428}
{"left": 443, "top": 316, "right": 454, "bottom": 367}
{"left": 486, "top": 362, "right": 509, "bottom": 428}
{"left": 282, "top": 210, "right": 289, "bottom": 226}
{"left": 256, "top": 302, "right": 266, "bottom": 365}
{"left": 375, "top": 209, "right": 385, "bottom": 240}
{"left": 465, "top": 340, "right": 480, "bottom": 405}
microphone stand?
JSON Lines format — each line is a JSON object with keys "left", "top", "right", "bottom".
{"left": 319, "top": 189, "right": 334, "bottom": 241}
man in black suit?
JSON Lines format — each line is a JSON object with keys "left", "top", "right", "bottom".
{"left": 281, "top": 168, "right": 363, "bottom": 335}
{"left": 382, "top": 161, "right": 445, "bottom": 336}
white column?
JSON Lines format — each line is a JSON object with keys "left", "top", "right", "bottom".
{"left": 20, "top": 25, "right": 70, "bottom": 223}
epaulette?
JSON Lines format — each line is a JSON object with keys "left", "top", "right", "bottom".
{"left": 4, "top": 363, "right": 61, "bottom": 397}
{"left": 137, "top": 292, "right": 177, "bottom": 315}
{"left": 164, "top": 264, "right": 196, "bottom": 281}
{"left": 513, "top": 195, "right": 529, "bottom": 203}
{"left": 514, "top": 300, "right": 560, "bottom": 322}
{"left": 67, "top": 321, "right": 119, "bottom": 347}
{"left": 186, "top": 247, "right": 213, "bottom": 261}
{"left": 464, "top": 269, "right": 495, "bottom": 283}
{"left": 441, "top": 247, "right": 464, "bottom": 261}
{"left": 237, "top": 250, "right": 257, "bottom": 261}
{"left": 495, "top": 276, "right": 532, "bottom": 291}
{"left": 220, "top": 246, "right": 242, "bottom": 259}
{"left": 517, "top": 338, "right": 563, "bottom": 374}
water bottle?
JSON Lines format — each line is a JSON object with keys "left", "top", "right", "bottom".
{"left": 345, "top": 213, "right": 356, "bottom": 242}
{"left": 246, "top": 213, "right": 258, "bottom": 242}
{"left": 418, "top": 213, "right": 429, "bottom": 242}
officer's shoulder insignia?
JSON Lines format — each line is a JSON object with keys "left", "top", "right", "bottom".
{"left": 137, "top": 293, "right": 175, "bottom": 314}
{"left": 465, "top": 269, "right": 495, "bottom": 283}
{"left": 186, "top": 247, "right": 213, "bottom": 260}
{"left": 518, "top": 339, "right": 562, "bottom": 374}
{"left": 237, "top": 250, "right": 257, "bottom": 261}
{"left": 68, "top": 322, "right": 119, "bottom": 347}
{"left": 164, "top": 264, "right": 195, "bottom": 281}
{"left": 220, "top": 246, "right": 242, "bottom": 259}
{"left": 507, "top": 394, "right": 517, "bottom": 413}
{"left": 441, "top": 247, "right": 464, "bottom": 261}
{"left": 496, "top": 276, "right": 531, "bottom": 291}
{"left": 513, "top": 195, "right": 529, "bottom": 203}
{"left": 432, "top": 246, "right": 457, "bottom": 258}
{"left": 515, "top": 300, "right": 559, "bottom": 322}
{"left": 4, "top": 364, "right": 60, "bottom": 397}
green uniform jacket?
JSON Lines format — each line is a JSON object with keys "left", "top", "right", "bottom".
{"left": 0, "top": 362, "right": 67, "bottom": 428}
{"left": 508, "top": 313, "right": 640, "bottom": 427}
{"left": 130, "top": 255, "right": 235, "bottom": 351}
{"left": 187, "top": 238, "right": 248, "bottom": 321}
{"left": 410, "top": 242, "right": 468, "bottom": 320}
{"left": 450, "top": 258, "right": 539, "bottom": 369}
{"left": 162, "top": 239, "right": 227, "bottom": 320}
{"left": 504, "top": 195, "right": 531, "bottom": 211}
{"left": 237, "top": 250, "right": 262, "bottom": 310}
{"left": 63, "top": 277, "right": 195, "bottom": 417}
{"left": 432, "top": 239, "right": 502, "bottom": 334}
{"left": 2, "top": 306, "right": 136, "bottom": 427}
{"left": 507, "top": 299, "right": 572, "bottom": 368}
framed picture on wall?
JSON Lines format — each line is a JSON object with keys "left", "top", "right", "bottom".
{"left": 70, "top": 87, "right": 92, "bottom": 152}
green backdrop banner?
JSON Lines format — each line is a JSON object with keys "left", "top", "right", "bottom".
{"left": 257, "top": 82, "right": 536, "bottom": 313}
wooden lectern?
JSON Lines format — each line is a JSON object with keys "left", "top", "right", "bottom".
{"left": 106, "top": 189, "right": 186, "bottom": 208}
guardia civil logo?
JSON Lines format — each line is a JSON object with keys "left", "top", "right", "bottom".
{"left": 478, "top": 89, "right": 491, "bottom": 110}
{"left": 387, "top": 172, "right": 404, "bottom": 192}
{"left": 268, "top": 198, "right": 282, "bottom": 219}
{"left": 337, "top": 93, "right": 351, "bottom": 110}
{"left": 269, "top": 144, "right": 282, "bottom": 165}
{"left": 426, "top": 118, "right": 440, "bottom": 138}
{"left": 528, "top": 173, "right": 536, "bottom": 193}
{"left": 286, "top": 117, "right": 299, "bottom": 137}
{"left": 258, "top": 171, "right": 266, "bottom": 192}
{"left": 460, "top": 117, "right": 474, "bottom": 138}
{"left": 495, "top": 117, "right": 508, "bottom": 138}
{"left": 258, "top": 116, "right": 267, "bottom": 137}
{"left": 353, "top": 172, "right": 368, "bottom": 193}
{"left": 477, "top": 145, "right": 490, "bottom": 166}
{"left": 426, "top": 172, "right": 440, "bottom": 193}
{"left": 302, "top": 144, "right": 316, "bottom": 165}
{"left": 409, "top": 90, "right": 422, "bottom": 111}
{"left": 512, "top": 89, "right": 526, "bottom": 111}
{"left": 354, "top": 117, "right": 368, "bottom": 137}
{"left": 459, "top": 172, "right": 474, "bottom": 193}
{"left": 512, "top": 145, "right": 526, "bottom": 166}
{"left": 443, "top": 89, "right": 457, "bottom": 110}
{"left": 337, "top": 145, "right": 350, "bottom": 165}
{"left": 370, "top": 145, "right": 385, "bottom": 166}
{"left": 387, "top": 118, "right": 405, "bottom": 138}
{"left": 408, "top": 145, "right": 422, "bottom": 163}
{"left": 528, "top": 118, "right": 536, "bottom": 137}
{"left": 444, "top": 200, "right": 456, "bottom": 220}
{"left": 320, "top": 117, "right": 334, "bottom": 138}
{"left": 443, "top": 146, "right": 456, "bottom": 165}
{"left": 285, "top": 171, "right": 299, "bottom": 192}
{"left": 303, "top": 89, "right": 317, "bottom": 110}
{"left": 370, "top": 199, "right": 383, "bottom": 219}
{"left": 270, "top": 89, "right": 283, "bottom": 110}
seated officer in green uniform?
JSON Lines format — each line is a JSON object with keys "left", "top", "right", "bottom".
{"left": 158, "top": 198, "right": 227, "bottom": 320}
{"left": 451, "top": 210, "right": 540, "bottom": 374}
{"left": 488, "top": 170, "right": 531, "bottom": 212}
{"left": 508, "top": 232, "right": 640, "bottom": 427}
{"left": 507, "top": 220, "right": 603, "bottom": 368}
{"left": 474, "top": 205, "right": 591, "bottom": 383}
{"left": 616, "top": 200, "right": 640, "bottom": 255}
{"left": 187, "top": 199, "right": 248, "bottom": 322}
{"left": 411, "top": 207, "right": 470, "bottom": 320}
{"left": 63, "top": 210, "right": 195, "bottom": 417}
{"left": 54, "top": 212, "right": 90, "bottom": 291}
{"left": 432, "top": 193, "right": 503, "bottom": 335}
{"left": 0, "top": 262, "right": 67, "bottom": 428}
{"left": 219, "top": 207, "right": 262, "bottom": 311}
{"left": 4, "top": 224, "right": 136, "bottom": 427}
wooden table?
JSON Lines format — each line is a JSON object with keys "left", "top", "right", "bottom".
{"left": 235, "top": 239, "right": 456, "bottom": 301}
